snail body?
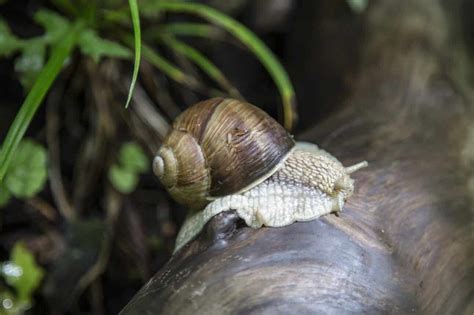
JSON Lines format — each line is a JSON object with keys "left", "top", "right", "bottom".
{"left": 153, "top": 98, "right": 367, "bottom": 252}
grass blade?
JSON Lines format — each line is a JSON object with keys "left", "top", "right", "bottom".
{"left": 154, "top": 2, "right": 297, "bottom": 130}
{"left": 162, "top": 23, "right": 222, "bottom": 38}
{"left": 125, "top": 0, "right": 141, "bottom": 108}
{"left": 141, "top": 43, "right": 188, "bottom": 85}
{"left": 139, "top": 42, "right": 219, "bottom": 95}
{"left": 0, "top": 21, "right": 84, "bottom": 181}
{"left": 159, "top": 34, "right": 242, "bottom": 99}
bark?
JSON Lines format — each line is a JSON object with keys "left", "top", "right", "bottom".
{"left": 121, "top": 1, "right": 474, "bottom": 314}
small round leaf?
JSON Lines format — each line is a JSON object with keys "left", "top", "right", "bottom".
{"left": 4, "top": 140, "right": 48, "bottom": 198}
{"left": 118, "top": 142, "right": 149, "bottom": 173}
{"left": 108, "top": 164, "right": 139, "bottom": 194}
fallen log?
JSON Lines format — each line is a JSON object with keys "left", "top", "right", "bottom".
{"left": 121, "top": 1, "right": 474, "bottom": 313}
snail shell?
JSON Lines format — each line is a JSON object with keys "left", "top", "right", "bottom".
{"left": 153, "top": 98, "right": 295, "bottom": 210}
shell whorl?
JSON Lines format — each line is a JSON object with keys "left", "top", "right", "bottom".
{"left": 154, "top": 129, "right": 211, "bottom": 210}
{"left": 154, "top": 98, "right": 295, "bottom": 210}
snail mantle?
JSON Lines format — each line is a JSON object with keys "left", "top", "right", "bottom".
{"left": 152, "top": 98, "right": 368, "bottom": 253}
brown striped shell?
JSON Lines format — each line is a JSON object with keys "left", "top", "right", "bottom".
{"left": 153, "top": 98, "right": 295, "bottom": 210}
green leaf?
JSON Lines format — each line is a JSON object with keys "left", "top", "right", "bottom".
{"left": 125, "top": 0, "right": 141, "bottom": 108}
{"left": 0, "top": 182, "right": 12, "bottom": 207}
{"left": 14, "top": 40, "right": 46, "bottom": 90}
{"left": 78, "top": 29, "right": 132, "bottom": 63}
{"left": 153, "top": 1, "right": 297, "bottom": 130}
{"left": 0, "top": 21, "right": 84, "bottom": 182}
{"left": 108, "top": 164, "right": 138, "bottom": 194}
{"left": 33, "top": 9, "right": 70, "bottom": 42}
{"left": 3, "top": 242, "right": 44, "bottom": 303}
{"left": 118, "top": 142, "right": 149, "bottom": 173}
{"left": 0, "top": 19, "right": 23, "bottom": 57}
{"left": 4, "top": 139, "right": 47, "bottom": 198}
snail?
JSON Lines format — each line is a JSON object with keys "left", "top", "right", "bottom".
{"left": 153, "top": 98, "right": 368, "bottom": 252}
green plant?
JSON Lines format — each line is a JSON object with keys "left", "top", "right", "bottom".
{"left": 108, "top": 142, "right": 149, "bottom": 194}
{"left": 0, "top": 139, "right": 48, "bottom": 207}
{"left": 0, "top": 0, "right": 296, "bottom": 185}
{"left": 0, "top": 242, "right": 45, "bottom": 314}
{"left": 0, "top": 2, "right": 138, "bottom": 182}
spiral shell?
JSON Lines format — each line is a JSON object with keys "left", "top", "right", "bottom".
{"left": 153, "top": 98, "right": 295, "bottom": 210}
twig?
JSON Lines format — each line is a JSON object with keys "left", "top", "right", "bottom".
{"left": 73, "top": 60, "right": 116, "bottom": 211}
{"left": 73, "top": 187, "right": 122, "bottom": 300}
{"left": 90, "top": 279, "right": 104, "bottom": 315}
{"left": 116, "top": 72, "right": 171, "bottom": 154}
{"left": 46, "top": 75, "right": 76, "bottom": 221}
{"left": 25, "top": 197, "right": 58, "bottom": 221}
{"left": 140, "top": 61, "right": 181, "bottom": 120}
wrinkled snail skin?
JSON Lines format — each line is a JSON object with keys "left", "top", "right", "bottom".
{"left": 174, "top": 146, "right": 367, "bottom": 253}
{"left": 152, "top": 97, "right": 367, "bottom": 253}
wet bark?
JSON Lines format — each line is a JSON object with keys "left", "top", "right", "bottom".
{"left": 121, "top": 1, "right": 474, "bottom": 314}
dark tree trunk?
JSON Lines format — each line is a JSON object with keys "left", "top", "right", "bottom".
{"left": 121, "top": 1, "right": 474, "bottom": 314}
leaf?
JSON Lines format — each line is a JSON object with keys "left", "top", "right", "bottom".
{"left": 153, "top": 1, "right": 297, "bottom": 130}
{"left": 33, "top": 9, "right": 70, "bottom": 42}
{"left": 125, "top": 0, "right": 141, "bottom": 108}
{"left": 3, "top": 242, "right": 44, "bottom": 303}
{"left": 118, "top": 142, "right": 149, "bottom": 173}
{"left": 78, "top": 29, "right": 131, "bottom": 63}
{"left": 4, "top": 139, "right": 47, "bottom": 198}
{"left": 14, "top": 40, "right": 46, "bottom": 90}
{"left": 0, "top": 21, "right": 84, "bottom": 182}
{"left": 0, "top": 19, "right": 23, "bottom": 57}
{"left": 0, "top": 182, "right": 11, "bottom": 207}
{"left": 108, "top": 164, "right": 139, "bottom": 194}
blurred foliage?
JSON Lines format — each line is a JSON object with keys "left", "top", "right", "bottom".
{"left": 0, "top": 242, "right": 45, "bottom": 314}
{"left": 109, "top": 142, "right": 149, "bottom": 194}
{"left": 0, "top": 139, "right": 48, "bottom": 207}
{"left": 118, "top": 142, "right": 149, "bottom": 173}
{"left": 0, "top": 9, "right": 133, "bottom": 90}
{"left": 150, "top": 1, "right": 296, "bottom": 129}
{"left": 78, "top": 29, "right": 132, "bottom": 63}
{"left": 0, "top": 19, "right": 82, "bottom": 182}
